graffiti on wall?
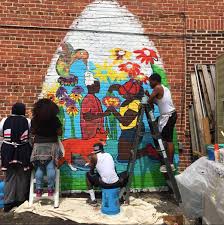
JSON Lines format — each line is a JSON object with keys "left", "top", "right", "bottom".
{"left": 41, "top": 0, "right": 178, "bottom": 192}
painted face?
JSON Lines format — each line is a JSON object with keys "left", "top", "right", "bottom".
{"left": 71, "top": 50, "right": 89, "bottom": 62}
{"left": 93, "top": 81, "right": 100, "bottom": 93}
{"left": 75, "top": 50, "right": 89, "bottom": 59}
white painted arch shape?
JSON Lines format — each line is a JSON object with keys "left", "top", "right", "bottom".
{"left": 41, "top": 0, "right": 164, "bottom": 94}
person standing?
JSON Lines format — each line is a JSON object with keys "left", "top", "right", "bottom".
{"left": 146, "top": 73, "right": 177, "bottom": 172}
{"left": 0, "top": 103, "right": 32, "bottom": 212}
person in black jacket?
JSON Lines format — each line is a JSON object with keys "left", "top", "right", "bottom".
{"left": 0, "top": 103, "right": 32, "bottom": 212}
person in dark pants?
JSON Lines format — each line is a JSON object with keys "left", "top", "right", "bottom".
{"left": 86, "top": 143, "right": 128, "bottom": 206}
{"left": 146, "top": 73, "right": 177, "bottom": 173}
{"left": 0, "top": 103, "right": 32, "bottom": 212}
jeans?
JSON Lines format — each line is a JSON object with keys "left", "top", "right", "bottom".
{"left": 35, "top": 160, "right": 56, "bottom": 190}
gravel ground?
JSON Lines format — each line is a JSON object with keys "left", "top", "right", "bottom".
{"left": 0, "top": 192, "right": 199, "bottom": 225}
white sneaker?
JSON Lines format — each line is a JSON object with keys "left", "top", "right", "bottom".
{"left": 160, "top": 164, "right": 176, "bottom": 173}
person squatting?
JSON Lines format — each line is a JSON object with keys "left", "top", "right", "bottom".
{"left": 0, "top": 73, "right": 177, "bottom": 211}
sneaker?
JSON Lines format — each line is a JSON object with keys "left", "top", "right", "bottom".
{"left": 86, "top": 198, "right": 98, "bottom": 207}
{"left": 160, "top": 164, "right": 176, "bottom": 173}
{"left": 48, "top": 189, "right": 54, "bottom": 197}
{"left": 36, "top": 189, "right": 43, "bottom": 198}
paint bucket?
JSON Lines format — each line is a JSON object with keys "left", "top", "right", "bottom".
{"left": 101, "top": 188, "right": 120, "bottom": 215}
{"left": 207, "top": 145, "right": 215, "bottom": 161}
{"left": 0, "top": 181, "right": 4, "bottom": 208}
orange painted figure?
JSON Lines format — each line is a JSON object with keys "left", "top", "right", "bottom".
{"left": 62, "top": 129, "right": 108, "bottom": 170}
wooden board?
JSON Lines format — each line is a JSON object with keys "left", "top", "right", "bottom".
{"left": 195, "top": 65, "right": 206, "bottom": 117}
{"left": 202, "top": 117, "right": 212, "bottom": 145}
{"left": 201, "top": 65, "right": 215, "bottom": 114}
{"left": 191, "top": 73, "right": 205, "bottom": 153}
{"left": 189, "top": 106, "right": 200, "bottom": 153}
{"left": 198, "top": 69, "right": 213, "bottom": 122}
{"left": 192, "top": 151, "right": 205, "bottom": 157}
{"left": 191, "top": 73, "right": 203, "bottom": 131}
{"left": 209, "top": 64, "right": 216, "bottom": 90}
{"left": 191, "top": 105, "right": 200, "bottom": 152}
{"left": 189, "top": 107, "right": 197, "bottom": 152}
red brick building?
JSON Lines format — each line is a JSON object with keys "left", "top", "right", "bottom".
{"left": 0, "top": 0, "right": 223, "bottom": 175}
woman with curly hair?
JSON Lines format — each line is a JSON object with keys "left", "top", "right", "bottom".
{"left": 30, "top": 99, "right": 63, "bottom": 197}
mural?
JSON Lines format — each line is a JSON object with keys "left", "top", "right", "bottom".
{"left": 41, "top": 0, "right": 179, "bottom": 192}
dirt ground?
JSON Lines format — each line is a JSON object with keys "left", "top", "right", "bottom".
{"left": 0, "top": 192, "right": 199, "bottom": 225}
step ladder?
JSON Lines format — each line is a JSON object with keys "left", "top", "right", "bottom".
{"left": 29, "top": 169, "right": 60, "bottom": 208}
{"left": 122, "top": 96, "right": 182, "bottom": 204}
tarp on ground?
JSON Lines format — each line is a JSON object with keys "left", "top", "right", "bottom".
{"left": 15, "top": 197, "right": 166, "bottom": 225}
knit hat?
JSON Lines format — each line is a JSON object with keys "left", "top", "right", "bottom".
{"left": 91, "top": 143, "right": 104, "bottom": 154}
{"left": 12, "top": 103, "right": 26, "bottom": 116}
{"left": 119, "top": 79, "right": 141, "bottom": 95}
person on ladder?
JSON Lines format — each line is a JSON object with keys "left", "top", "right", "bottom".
{"left": 86, "top": 143, "right": 128, "bottom": 206}
{"left": 145, "top": 73, "right": 177, "bottom": 173}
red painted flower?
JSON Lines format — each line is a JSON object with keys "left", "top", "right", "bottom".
{"left": 118, "top": 62, "right": 141, "bottom": 77}
{"left": 134, "top": 48, "right": 158, "bottom": 65}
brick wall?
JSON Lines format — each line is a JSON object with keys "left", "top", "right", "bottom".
{"left": 0, "top": 0, "right": 223, "bottom": 180}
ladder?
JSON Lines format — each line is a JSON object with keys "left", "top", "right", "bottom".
{"left": 121, "top": 96, "right": 182, "bottom": 204}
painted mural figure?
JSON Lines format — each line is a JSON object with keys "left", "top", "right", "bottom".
{"left": 107, "top": 79, "right": 144, "bottom": 161}
{"left": 81, "top": 76, "right": 110, "bottom": 139}
{"left": 107, "top": 79, "right": 159, "bottom": 161}
{"left": 62, "top": 129, "right": 108, "bottom": 170}
{"left": 56, "top": 44, "right": 90, "bottom": 78}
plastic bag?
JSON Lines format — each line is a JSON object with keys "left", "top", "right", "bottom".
{"left": 176, "top": 157, "right": 208, "bottom": 219}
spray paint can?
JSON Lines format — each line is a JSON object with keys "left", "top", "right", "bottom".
{"left": 214, "top": 144, "right": 220, "bottom": 163}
